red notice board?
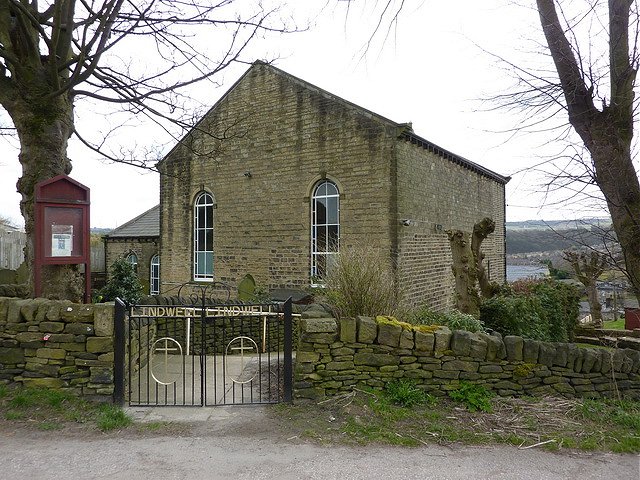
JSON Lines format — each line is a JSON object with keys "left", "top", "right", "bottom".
{"left": 34, "top": 175, "right": 91, "bottom": 301}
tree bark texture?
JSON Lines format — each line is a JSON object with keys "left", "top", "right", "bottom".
{"left": 472, "top": 217, "right": 496, "bottom": 298}
{"left": 0, "top": 1, "right": 83, "bottom": 301}
{"left": 447, "top": 217, "right": 496, "bottom": 316}
{"left": 447, "top": 229, "right": 481, "bottom": 317}
{"left": 536, "top": 0, "right": 640, "bottom": 304}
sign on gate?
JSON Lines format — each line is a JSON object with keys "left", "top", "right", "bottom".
{"left": 115, "top": 289, "right": 293, "bottom": 407}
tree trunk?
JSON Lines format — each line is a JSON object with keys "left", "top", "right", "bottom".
{"left": 448, "top": 217, "right": 497, "bottom": 316}
{"left": 447, "top": 229, "right": 480, "bottom": 316}
{"left": 10, "top": 95, "right": 84, "bottom": 301}
{"left": 563, "top": 251, "right": 607, "bottom": 328}
{"left": 472, "top": 217, "right": 496, "bottom": 298}
{"left": 592, "top": 143, "right": 640, "bottom": 305}
{"left": 536, "top": 0, "right": 640, "bottom": 305}
{"left": 584, "top": 280, "right": 603, "bottom": 328}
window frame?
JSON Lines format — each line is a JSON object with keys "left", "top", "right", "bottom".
{"left": 193, "top": 192, "right": 215, "bottom": 281}
{"left": 125, "top": 252, "right": 138, "bottom": 273}
{"left": 150, "top": 254, "right": 160, "bottom": 295}
{"left": 310, "top": 180, "right": 340, "bottom": 285}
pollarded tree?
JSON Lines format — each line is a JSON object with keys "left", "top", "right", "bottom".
{"left": 563, "top": 250, "right": 608, "bottom": 327}
{"left": 0, "top": 1, "right": 295, "bottom": 301}
{"left": 447, "top": 217, "right": 499, "bottom": 316}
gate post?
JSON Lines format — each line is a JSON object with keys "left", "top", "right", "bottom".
{"left": 283, "top": 297, "right": 293, "bottom": 403}
{"left": 113, "top": 298, "right": 126, "bottom": 406}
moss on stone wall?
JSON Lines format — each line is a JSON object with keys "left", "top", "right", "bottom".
{"left": 295, "top": 314, "right": 640, "bottom": 401}
{"left": 0, "top": 297, "right": 115, "bottom": 402}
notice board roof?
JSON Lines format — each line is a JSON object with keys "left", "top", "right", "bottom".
{"left": 35, "top": 175, "right": 90, "bottom": 204}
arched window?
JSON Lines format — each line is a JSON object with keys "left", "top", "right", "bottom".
{"left": 194, "top": 192, "right": 214, "bottom": 280}
{"left": 150, "top": 254, "right": 160, "bottom": 295}
{"left": 311, "top": 180, "right": 339, "bottom": 282}
{"left": 126, "top": 252, "right": 138, "bottom": 273}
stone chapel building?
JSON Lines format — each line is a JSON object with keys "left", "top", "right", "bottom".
{"left": 111, "top": 61, "right": 509, "bottom": 310}
{"left": 104, "top": 205, "right": 160, "bottom": 296}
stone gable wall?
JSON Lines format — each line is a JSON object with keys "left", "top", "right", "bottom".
{"left": 295, "top": 315, "right": 640, "bottom": 401}
{"left": 0, "top": 297, "right": 116, "bottom": 401}
{"left": 159, "top": 64, "right": 397, "bottom": 293}
{"left": 395, "top": 141, "right": 506, "bottom": 311}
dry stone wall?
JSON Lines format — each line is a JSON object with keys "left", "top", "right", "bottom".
{"left": 295, "top": 315, "right": 640, "bottom": 400}
{"left": 0, "top": 297, "right": 116, "bottom": 401}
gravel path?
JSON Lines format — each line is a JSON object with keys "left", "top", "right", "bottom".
{"left": 0, "top": 406, "right": 638, "bottom": 480}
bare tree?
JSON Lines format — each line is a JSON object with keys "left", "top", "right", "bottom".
{"left": 522, "top": 0, "right": 640, "bottom": 303}
{"left": 0, "top": 1, "right": 296, "bottom": 301}
{"left": 357, "top": 1, "right": 640, "bottom": 304}
{"left": 563, "top": 250, "right": 608, "bottom": 326}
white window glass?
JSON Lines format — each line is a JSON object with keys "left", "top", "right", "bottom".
{"left": 150, "top": 254, "right": 160, "bottom": 295}
{"left": 194, "top": 192, "right": 214, "bottom": 280}
{"left": 311, "top": 181, "right": 339, "bottom": 282}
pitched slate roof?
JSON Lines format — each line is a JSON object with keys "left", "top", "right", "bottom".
{"left": 158, "top": 61, "right": 509, "bottom": 185}
{"left": 105, "top": 205, "right": 159, "bottom": 238}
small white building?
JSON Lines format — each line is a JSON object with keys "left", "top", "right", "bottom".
{"left": 0, "top": 221, "right": 26, "bottom": 271}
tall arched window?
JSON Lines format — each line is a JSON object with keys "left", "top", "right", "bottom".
{"left": 311, "top": 180, "right": 339, "bottom": 282}
{"left": 150, "top": 254, "right": 160, "bottom": 295}
{"left": 126, "top": 252, "right": 138, "bottom": 273}
{"left": 194, "top": 192, "right": 214, "bottom": 280}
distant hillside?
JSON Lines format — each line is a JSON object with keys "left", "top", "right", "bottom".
{"left": 506, "top": 228, "right": 605, "bottom": 254}
{"left": 91, "top": 227, "right": 112, "bottom": 235}
{"left": 507, "top": 218, "right": 611, "bottom": 231}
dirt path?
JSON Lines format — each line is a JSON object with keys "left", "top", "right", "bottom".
{"left": 0, "top": 406, "right": 638, "bottom": 480}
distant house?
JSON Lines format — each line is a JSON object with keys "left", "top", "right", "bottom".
{"left": 103, "top": 205, "right": 160, "bottom": 295}
{"left": 0, "top": 221, "right": 26, "bottom": 271}
{"left": 116, "top": 62, "right": 509, "bottom": 310}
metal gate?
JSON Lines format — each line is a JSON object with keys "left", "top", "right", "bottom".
{"left": 114, "top": 285, "right": 293, "bottom": 407}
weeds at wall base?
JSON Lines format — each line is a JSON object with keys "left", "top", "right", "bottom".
{"left": 272, "top": 389, "right": 640, "bottom": 454}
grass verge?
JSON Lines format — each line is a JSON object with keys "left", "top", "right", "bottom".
{"left": 271, "top": 386, "right": 640, "bottom": 453}
{"left": 603, "top": 319, "right": 625, "bottom": 330}
{"left": 0, "top": 385, "right": 132, "bottom": 432}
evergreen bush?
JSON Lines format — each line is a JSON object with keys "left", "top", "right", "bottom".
{"left": 480, "top": 279, "right": 579, "bottom": 342}
{"left": 99, "top": 258, "right": 143, "bottom": 304}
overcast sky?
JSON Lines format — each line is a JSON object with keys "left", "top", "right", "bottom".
{"left": 0, "top": 0, "right": 620, "bottom": 228}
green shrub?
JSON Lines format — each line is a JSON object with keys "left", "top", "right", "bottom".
{"left": 480, "top": 279, "right": 579, "bottom": 342}
{"left": 448, "top": 382, "right": 493, "bottom": 412}
{"left": 409, "top": 307, "right": 485, "bottom": 333}
{"left": 384, "top": 380, "right": 432, "bottom": 408}
{"left": 100, "top": 258, "right": 143, "bottom": 304}
{"left": 324, "top": 245, "right": 397, "bottom": 318}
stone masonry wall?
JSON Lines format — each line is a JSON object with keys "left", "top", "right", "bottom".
{"left": 159, "top": 63, "right": 397, "bottom": 293}
{"left": 0, "top": 297, "right": 116, "bottom": 401}
{"left": 295, "top": 315, "right": 640, "bottom": 401}
{"left": 395, "top": 141, "right": 506, "bottom": 311}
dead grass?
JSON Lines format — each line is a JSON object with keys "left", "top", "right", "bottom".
{"left": 270, "top": 388, "right": 640, "bottom": 453}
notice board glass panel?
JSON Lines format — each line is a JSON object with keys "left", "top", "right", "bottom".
{"left": 43, "top": 206, "right": 84, "bottom": 258}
